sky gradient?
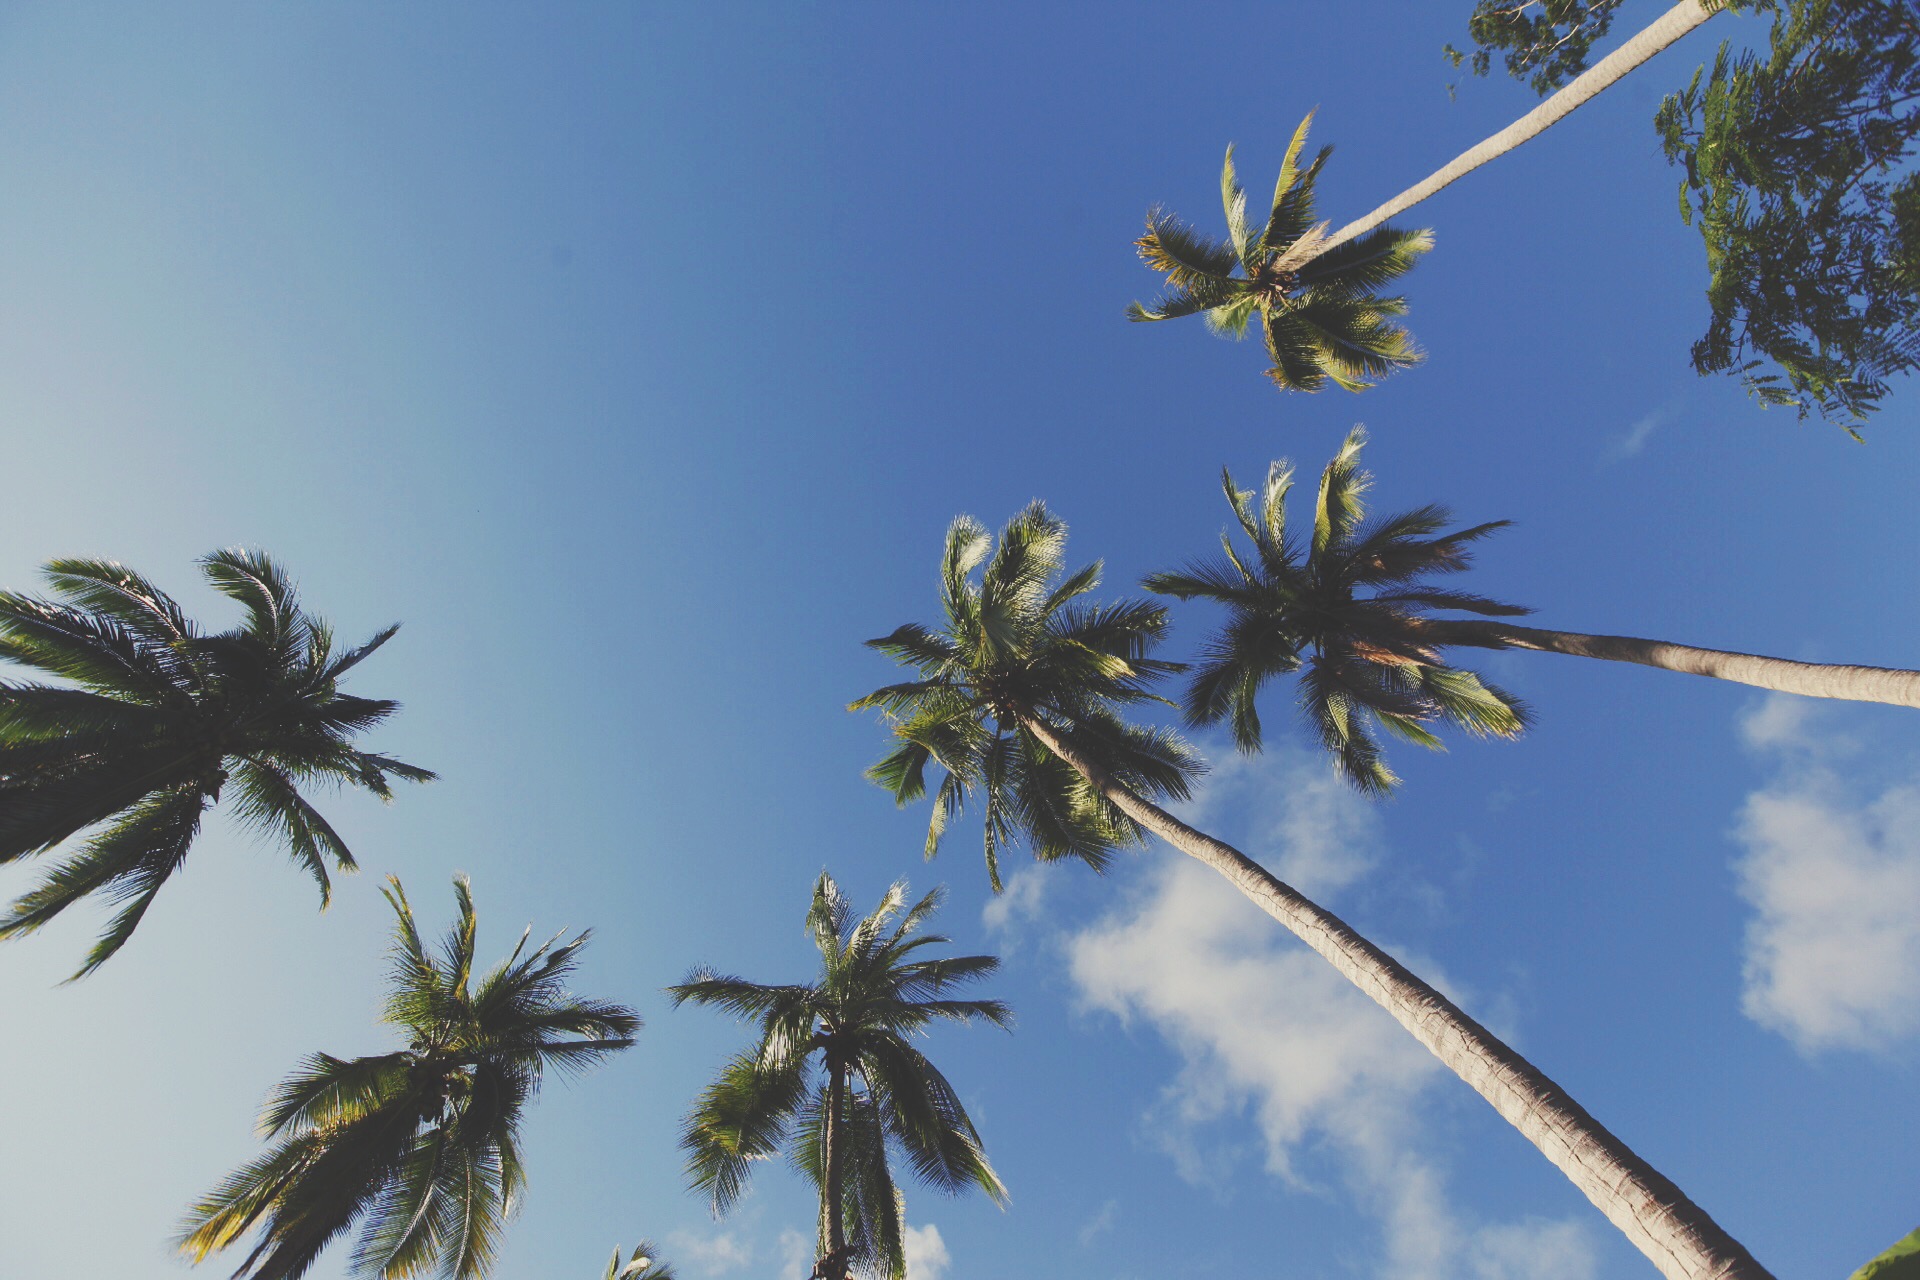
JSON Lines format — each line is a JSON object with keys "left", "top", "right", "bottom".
{"left": 0, "top": 5, "right": 1915, "bottom": 1280}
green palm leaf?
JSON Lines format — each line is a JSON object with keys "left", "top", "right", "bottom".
{"left": 0, "top": 551, "right": 434, "bottom": 974}
{"left": 854, "top": 506, "right": 1201, "bottom": 887}
{"left": 180, "top": 877, "right": 637, "bottom": 1280}
{"left": 1149, "top": 426, "right": 1533, "bottom": 792}
{"left": 1133, "top": 114, "right": 1431, "bottom": 393}
{"left": 672, "top": 872, "right": 1007, "bottom": 1280}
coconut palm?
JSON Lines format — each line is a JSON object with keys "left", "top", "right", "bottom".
{"left": 854, "top": 504, "right": 1772, "bottom": 1280}
{"left": 1150, "top": 425, "right": 1920, "bottom": 793}
{"left": 179, "top": 876, "right": 639, "bottom": 1280}
{"left": 1127, "top": 114, "right": 1433, "bottom": 393}
{"left": 671, "top": 872, "right": 1008, "bottom": 1280}
{"left": 600, "top": 1241, "right": 675, "bottom": 1280}
{"left": 0, "top": 550, "right": 433, "bottom": 977}
{"left": 852, "top": 504, "right": 1201, "bottom": 891}
{"left": 1133, "top": 4, "right": 1721, "bottom": 393}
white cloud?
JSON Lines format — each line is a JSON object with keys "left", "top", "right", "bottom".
{"left": 1731, "top": 697, "right": 1920, "bottom": 1051}
{"left": 1466, "top": 1220, "right": 1598, "bottom": 1280}
{"left": 903, "top": 1223, "right": 950, "bottom": 1280}
{"left": 1071, "top": 860, "right": 1435, "bottom": 1183}
{"left": 1738, "top": 694, "right": 1823, "bottom": 752}
{"left": 776, "top": 1228, "right": 814, "bottom": 1280}
{"left": 1065, "top": 743, "right": 1595, "bottom": 1279}
{"left": 1733, "top": 702, "right": 1920, "bottom": 1051}
{"left": 666, "top": 1228, "right": 755, "bottom": 1276}
{"left": 981, "top": 865, "right": 1054, "bottom": 937}
{"left": 1604, "top": 401, "right": 1680, "bottom": 463}
{"left": 1181, "top": 746, "right": 1378, "bottom": 898}
{"left": 1615, "top": 412, "right": 1662, "bottom": 458}
{"left": 1078, "top": 1198, "right": 1119, "bottom": 1246}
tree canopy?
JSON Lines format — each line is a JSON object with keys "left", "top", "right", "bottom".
{"left": 1451, "top": 0, "right": 1920, "bottom": 430}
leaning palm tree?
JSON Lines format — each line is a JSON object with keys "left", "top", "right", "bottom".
{"left": 600, "top": 1240, "right": 675, "bottom": 1280}
{"left": 671, "top": 872, "right": 1009, "bottom": 1280}
{"left": 1150, "top": 425, "right": 1920, "bottom": 793}
{"left": 179, "top": 876, "right": 639, "bottom": 1280}
{"left": 1128, "top": 113, "right": 1433, "bottom": 393}
{"left": 0, "top": 550, "right": 433, "bottom": 977}
{"left": 854, "top": 504, "right": 1772, "bottom": 1280}
{"left": 1318, "top": 0, "right": 1722, "bottom": 258}
{"left": 1134, "top": 3, "right": 1722, "bottom": 393}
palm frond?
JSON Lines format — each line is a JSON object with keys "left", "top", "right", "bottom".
{"left": 186, "top": 878, "right": 633, "bottom": 1279}
{"left": 1133, "top": 208, "right": 1240, "bottom": 285}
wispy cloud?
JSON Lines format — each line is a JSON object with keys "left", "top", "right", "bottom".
{"left": 981, "top": 864, "right": 1056, "bottom": 940}
{"left": 1603, "top": 400, "right": 1684, "bottom": 464}
{"left": 775, "top": 1229, "right": 813, "bottom": 1280}
{"left": 667, "top": 1227, "right": 756, "bottom": 1276}
{"left": 1078, "top": 1199, "right": 1119, "bottom": 1246}
{"left": 1734, "top": 697, "right": 1920, "bottom": 1051}
{"left": 1181, "top": 744, "right": 1379, "bottom": 898}
{"left": 1059, "top": 743, "right": 1596, "bottom": 1280}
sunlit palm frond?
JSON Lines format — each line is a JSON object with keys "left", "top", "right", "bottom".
{"left": 1135, "top": 115, "right": 1431, "bottom": 394}
{"left": 676, "top": 874, "right": 1007, "bottom": 1280}
{"left": 1150, "top": 430, "right": 1532, "bottom": 792}
{"left": 856, "top": 506, "right": 1200, "bottom": 891}
{"left": 182, "top": 879, "right": 634, "bottom": 1280}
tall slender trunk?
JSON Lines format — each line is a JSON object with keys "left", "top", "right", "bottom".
{"left": 1315, "top": 0, "right": 1717, "bottom": 259}
{"left": 819, "top": 1058, "right": 848, "bottom": 1280}
{"left": 1018, "top": 711, "right": 1773, "bottom": 1280}
{"left": 1424, "top": 618, "right": 1920, "bottom": 708}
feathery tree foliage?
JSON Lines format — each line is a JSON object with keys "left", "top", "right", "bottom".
{"left": 179, "top": 876, "right": 639, "bottom": 1280}
{"left": 1657, "top": 0, "right": 1920, "bottom": 428}
{"left": 1444, "top": 0, "right": 1660, "bottom": 93}
{"left": 1128, "top": 114, "right": 1433, "bottom": 393}
{"left": 601, "top": 1240, "right": 676, "bottom": 1280}
{"left": 1153, "top": 425, "right": 1920, "bottom": 793}
{"left": 1851, "top": 1228, "right": 1920, "bottom": 1280}
{"left": 1451, "top": 0, "right": 1920, "bottom": 430}
{"left": 0, "top": 550, "right": 433, "bottom": 977}
{"left": 671, "top": 873, "right": 1008, "bottom": 1280}
{"left": 850, "top": 503, "right": 1203, "bottom": 891}
{"left": 1145, "top": 426, "right": 1530, "bottom": 794}
{"left": 854, "top": 506, "right": 1773, "bottom": 1280}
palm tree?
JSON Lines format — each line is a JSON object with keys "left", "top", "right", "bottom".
{"left": 854, "top": 505, "right": 1772, "bottom": 1280}
{"left": 0, "top": 550, "right": 433, "bottom": 977}
{"left": 670, "top": 872, "right": 1009, "bottom": 1280}
{"left": 601, "top": 1241, "right": 675, "bottom": 1280}
{"left": 1318, "top": 0, "right": 1721, "bottom": 258}
{"left": 179, "top": 876, "right": 639, "bottom": 1280}
{"left": 1128, "top": 113, "right": 1433, "bottom": 393}
{"left": 1150, "top": 425, "right": 1920, "bottom": 793}
{"left": 1133, "top": 3, "right": 1720, "bottom": 392}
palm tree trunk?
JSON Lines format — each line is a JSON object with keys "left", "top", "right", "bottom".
{"left": 1315, "top": 0, "right": 1717, "bottom": 259}
{"left": 1017, "top": 711, "right": 1773, "bottom": 1280}
{"left": 1424, "top": 618, "right": 1920, "bottom": 708}
{"left": 819, "top": 1060, "right": 849, "bottom": 1280}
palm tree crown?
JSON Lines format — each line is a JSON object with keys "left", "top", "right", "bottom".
{"left": 179, "top": 876, "right": 639, "bottom": 1280}
{"left": 1146, "top": 426, "right": 1530, "bottom": 794}
{"left": 671, "top": 873, "right": 1009, "bottom": 1280}
{"left": 0, "top": 550, "right": 433, "bottom": 976}
{"left": 851, "top": 503, "right": 1202, "bottom": 890}
{"left": 602, "top": 1240, "right": 676, "bottom": 1280}
{"left": 1128, "top": 113, "right": 1433, "bottom": 393}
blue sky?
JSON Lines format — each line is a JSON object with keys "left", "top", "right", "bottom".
{"left": 0, "top": 4, "right": 1915, "bottom": 1279}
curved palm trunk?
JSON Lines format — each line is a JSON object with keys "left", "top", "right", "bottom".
{"left": 1018, "top": 712, "right": 1772, "bottom": 1280}
{"left": 1316, "top": 0, "right": 1717, "bottom": 258}
{"left": 1425, "top": 619, "right": 1920, "bottom": 708}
